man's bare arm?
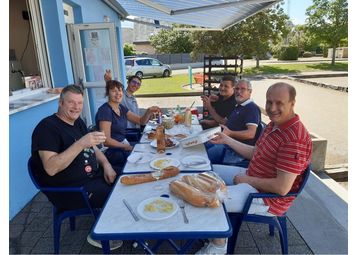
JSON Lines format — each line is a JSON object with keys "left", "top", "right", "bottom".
{"left": 39, "top": 132, "right": 106, "bottom": 176}
{"left": 233, "top": 170, "right": 298, "bottom": 196}
{"left": 201, "top": 95, "right": 227, "bottom": 125}
{"left": 222, "top": 124, "right": 257, "bottom": 140}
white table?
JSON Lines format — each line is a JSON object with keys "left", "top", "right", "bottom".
{"left": 123, "top": 142, "right": 212, "bottom": 174}
{"left": 92, "top": 173, "right": 232, "bottom": 254}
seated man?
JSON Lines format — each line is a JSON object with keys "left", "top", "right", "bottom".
{"left": 205, "top": 79, "right": 261, "bottom": 164}
{"left": 199, "top": 75, "right": 236, "bottom": 130}
{"left": 31, "top": 85, "right": 122, "bottom": 250}
{"left": 104, "top": 70, "right": 144, "bottom": 129}
{"left": 196, "top": 82, "right": 312, "bottom": 255}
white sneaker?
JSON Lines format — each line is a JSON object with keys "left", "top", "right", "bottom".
{"left": 87, "top": 234, "right": 123, "bottom": 250}
{"left": 195, "top": 241, "right": 227, "bottom": 255}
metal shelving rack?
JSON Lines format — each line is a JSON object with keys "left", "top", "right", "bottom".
{"left": 202, "top": 55, "right": 243, "bottom": 95}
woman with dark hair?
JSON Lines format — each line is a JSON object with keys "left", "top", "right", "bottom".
{"left": 95, "top": 80, "right": 157, "bottom": 165}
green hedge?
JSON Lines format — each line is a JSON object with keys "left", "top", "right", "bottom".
{"left": 303, "top": 51, "right": 312, "bottom": 57}
{"left": 278, "top": 46, "right": 299, "bottom": 60}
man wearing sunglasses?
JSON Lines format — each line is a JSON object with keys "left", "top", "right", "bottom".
{"left": 104, "top": 70, "right": 142, "bottom": 128}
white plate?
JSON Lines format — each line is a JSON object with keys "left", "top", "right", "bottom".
{"left": 150, "top": 157, "right": 180, "bottom": 170}
{"left": 127, "top": 153, "right": 155, "bottom": 164}
{"left": 137, "top": 197, "right": 178, "bottom": 221}
{"left": 181, "top": 156, "right": 210, "bottom": 168}
{"left": 150, "top": 138, "right": 179, "bottom": 149}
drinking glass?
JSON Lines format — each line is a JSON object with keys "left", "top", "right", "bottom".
{"left": 151, "top": 169, "right": 164, "bottom": 191}
{"left": 98, "top": 130, "right": 107, "bottom": 151}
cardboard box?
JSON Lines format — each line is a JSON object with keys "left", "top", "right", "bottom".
{"left": 180, "top": 126, "right": 221, "bottom": 148}
{"left": 25, "top": 76, "right": 42, "bottom": 90}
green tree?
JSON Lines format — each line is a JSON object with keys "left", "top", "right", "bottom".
{"left": 288, "top": 25, "right": 320, "bottom": 52}
{"left": 150, "top": 24, "right": 194, "bottom": 54}
{"left": 123, "top": 43, "right": 135, "bottom": 56}
{"left": 241, "top": 5, "right": 289, "bottom": 67}
{"left": 305, "top": 0, "right": 348, "bottom": 65}
{"left": 190, "top": 3, "right": 289, "bottom": 68}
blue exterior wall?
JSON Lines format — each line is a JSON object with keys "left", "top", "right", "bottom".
{"left": 9, "top": 0, "right": 125, "bottom": 220}
{"left": 9, "top": 99, "right": 59, "bottom": 220}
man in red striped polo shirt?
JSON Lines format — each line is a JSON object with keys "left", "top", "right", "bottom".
{"left": 196, "top": 82, "right": 312, "bottom": 255}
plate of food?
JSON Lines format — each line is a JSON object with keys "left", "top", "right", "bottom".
{"left": 150, "top": 138, "right": 179, "bottom": 149}
{"left": 181, "top": 156, "right": 210, "bottom": 168}
{"left": 137, "top": 197, "right": 179, "bottom": 221}
{"left": 127, "top": 153, "right": 155, "bottom": 164}
{"left": 150, "top": 157, "right": 180, "bottom": 170}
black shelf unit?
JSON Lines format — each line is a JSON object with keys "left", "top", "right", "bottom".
{"left": 203, "top": 55, "right": 243, "bottom": 95}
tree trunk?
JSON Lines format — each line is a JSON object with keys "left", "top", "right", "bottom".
{"left": 256, "top": 55, "right": 260, "bottom": 68}
{"left": 331, "top": 44, "right": 337, "bottom": 66}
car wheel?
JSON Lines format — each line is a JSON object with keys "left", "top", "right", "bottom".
{"left": 135, "top": 71, "right": 143, "bottom": 79}
{"left": 163, "top": 70, "right": 170, "bottom": 77}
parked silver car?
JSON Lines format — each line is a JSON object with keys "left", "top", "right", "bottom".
{"left": 125, "top": 57, "right": 172, "bottom": 79}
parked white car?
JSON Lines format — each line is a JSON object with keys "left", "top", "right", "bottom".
{"left": 125, "top": 57, "right": 172, "bottom": 79}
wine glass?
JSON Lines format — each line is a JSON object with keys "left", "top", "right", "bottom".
{"left": 98, "top": 130, "right": 107, "bottom": 152}
{"left": 151, "top": 169, "right": 164, "bottom": 191}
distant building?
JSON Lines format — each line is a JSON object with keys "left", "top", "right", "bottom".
{"left": 328, "top": 47, "right": 348, "bottom": 58}
{"left": 132, "top": 18, "right": 172, "bottom": 54}
{"left": 121, "top": 27, "right": 134, "bottom": 45}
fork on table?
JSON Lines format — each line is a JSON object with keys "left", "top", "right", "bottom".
{"left": 178, "top": 199, "right": 189, "bottom": 224}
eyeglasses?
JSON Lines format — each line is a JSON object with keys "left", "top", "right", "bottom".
{"left": 234, "top": 88, "right": 249, "bottom": 92}
{"left": 132, "top": 80, "right": 141, "bottom": 87}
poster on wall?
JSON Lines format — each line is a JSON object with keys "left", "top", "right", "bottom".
{"left": 99, "top": 48, "right": 111, "bottom": 65}
{"left": 93, "top": 65, "right": 105, "bottom": 82}
{"left": 89, "top": 30, "right": 101, "bottom": 47}
{"left": 85, "top": 48, "right": 98, "bottom": 66}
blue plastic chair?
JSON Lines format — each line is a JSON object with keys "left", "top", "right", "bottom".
{"left": 226, "top": 163, "right": 311, "bottom": 254}
{"left": 219, "top": 122, "right": 265, "bottom": 166}
{"left": 27, "top": 157, "right": 100, "bottom": 254}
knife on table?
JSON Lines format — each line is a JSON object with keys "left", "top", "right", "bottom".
{"left": 123, "top": 199, "right": 140, "bottom": 222}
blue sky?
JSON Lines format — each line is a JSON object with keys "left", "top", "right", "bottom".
{"left": 121, "top": 0, "right": 314, "bottom": 28}
{"left": 281, "top": 0, "right": 313, "bottom": 25}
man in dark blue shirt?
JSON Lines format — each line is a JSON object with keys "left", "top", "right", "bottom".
{"left": 206, "top": 79, "right": 261, "bottom": 163}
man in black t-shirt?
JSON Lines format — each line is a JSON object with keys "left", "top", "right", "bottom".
{"left": 32, "top": 85, "right": 120, "bottom": 210}
{"left": 32, "top": 85, "right": 123, "bottom": 250}
{"left": 199, "top": 75, "right": 236, "bottom": 130}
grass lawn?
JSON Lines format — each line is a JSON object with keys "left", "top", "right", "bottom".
{"left": 136, "top": 62, "right": 348, "bottom": 94}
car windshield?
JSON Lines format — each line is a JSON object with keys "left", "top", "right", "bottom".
{"left": 125, "top": 60, "right": 132, "bottom": 66}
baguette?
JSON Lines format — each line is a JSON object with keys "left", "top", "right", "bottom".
{"left": 147, "top": 132, "right": 173, "bottom": 140}
{"left": 46, "top": 88, "right": 63, "bottom": 94}
{"left": 181, "top": 175, "right": 217, "bottom": 194}
{"left": 198, "top": 172, "right": 227, "bottom": 192}
{"left": 120, "top": 166, "right": 180, "bottom": 185}
{"left": 169, "top": 179, "right": 220, "bottom": 208}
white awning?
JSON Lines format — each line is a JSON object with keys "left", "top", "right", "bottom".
{"left": 105, "top": 0, "right": 283, "bottom": 30}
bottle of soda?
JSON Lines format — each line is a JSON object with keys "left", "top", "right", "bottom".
{"left": 156, "top": 112, "right": 166, "bottom": 154}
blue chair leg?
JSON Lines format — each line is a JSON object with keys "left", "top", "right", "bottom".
{"left": 227, "top": 213, "right": 244, "bottom": 254}
{"left": 277, "top": 216, "right": 288, "bottom": 254}
{"left": 269, "top": 224, "right": 275, "bottom": 236}
{"left": 53, "top": 210, "right": 61, "bottom": 254}
{"left": 69, "top": 216, "right": 76, "bottom": 231}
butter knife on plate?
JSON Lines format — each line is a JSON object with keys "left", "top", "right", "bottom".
{"left": 123, "top": 199, "right": 140, "bottom": 222}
